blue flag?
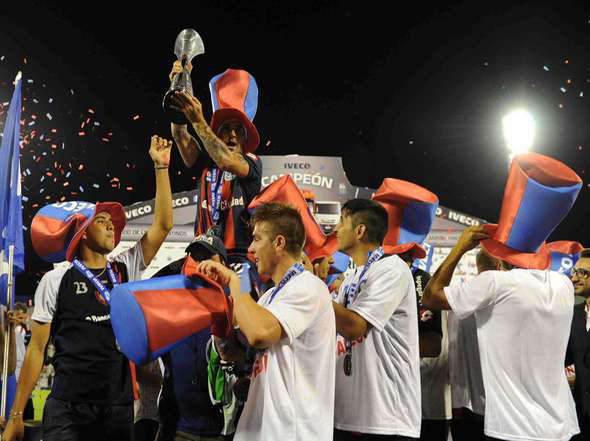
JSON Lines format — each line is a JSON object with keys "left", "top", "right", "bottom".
{"left": 0, "top": 75, "right": 23, "bottom": 419}
{"left": 0, "top": 77, "right": 24, "bottom": 305}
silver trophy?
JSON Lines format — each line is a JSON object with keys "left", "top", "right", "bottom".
{"left": 163, "top": 29, "right": 205, "bottom": 124}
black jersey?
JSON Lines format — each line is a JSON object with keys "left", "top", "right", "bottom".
{"left": 31, "top": 243, "right": 145, "bottom": 404}
{"left": 193, "top": 152, "right": 262, "bottom": 255}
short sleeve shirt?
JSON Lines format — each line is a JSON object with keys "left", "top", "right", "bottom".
{"left": 444, "top": 269, "right": 580, "bottom": 441}
{"left": 334, "top": 254, "right": 421, "bottom": 437}
{"left": 30, "top": 242, "right": 146, "bottom": 404}
{"left": 234, "top": 271, "right": 336, "bottom": 441}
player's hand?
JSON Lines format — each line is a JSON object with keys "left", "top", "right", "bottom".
{"left": 455, "top": 225, "right": 490, "bottom": 253}
{"left": 168, "top": 91, "right": 205, "bottom": 126}
{"left": 198, "top": 260, "right": 237, "bottom": 287}
{"left": 149, "top": 135, "right": 172, "bottom": 168}
{"left": 169, "top": 60, "right": 193, "bottom": 82}
{"left": 3, "top": 416, "right": 25, "bottom": 441}
{"left": 6, "top": 311, "right": 27, "bottom": 325}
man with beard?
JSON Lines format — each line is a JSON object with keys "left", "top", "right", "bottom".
{"left": 168, "top": 65, "right": 262, "bottom": 298}
{"left": 567, "top": 248, "right": 590, "bottom": 441}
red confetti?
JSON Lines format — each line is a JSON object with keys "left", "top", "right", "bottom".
{"left": 79, "top": 131, "right": 85, "bottom": 136}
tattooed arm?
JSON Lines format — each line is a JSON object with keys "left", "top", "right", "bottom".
{"left": 169, "top": 91, "right": 250, "bottom": 177}
{"left": 192, "top": 120, "right": 250, "bottom": 177}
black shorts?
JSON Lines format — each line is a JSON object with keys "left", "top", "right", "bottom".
{"left": 42, "top": 396, "right": 133, "bottom": 441}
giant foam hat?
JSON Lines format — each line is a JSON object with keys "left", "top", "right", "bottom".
{"left": 110, "top": 271, "right": 233, "bottom": 364}
{"left": 31, "top": 201, "right": 125, "bottom": 263}
{"left": 480, "top": 153, "right": 582, "bottom": 269}
{"left": 248, "top": 175, "right": 327, "bottom": 257}
{"left": 539, "top": 241, "right": 583, "bottom": 276}
{"left": 372, "top": 178, "right": 439, "bottom": 259}
{"left": 209, "top": 69, "right": 259, "bottom": 153}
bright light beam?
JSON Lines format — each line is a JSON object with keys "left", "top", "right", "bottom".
{"left": 502, "top": 109, "right": 535, "bottom": 156}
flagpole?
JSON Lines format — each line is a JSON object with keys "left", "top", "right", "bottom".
{"left": 1, "top": 245, "right": 14, "bottom": 418}
{"left": 0, "top": 71, "right": 22, "bottom": 420}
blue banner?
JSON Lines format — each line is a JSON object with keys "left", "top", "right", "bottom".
{"left": 0, "top": 77, "right": 24, "bottom": 305}
{"left": 0, "top": 75, "right": 23, "bottom": 419}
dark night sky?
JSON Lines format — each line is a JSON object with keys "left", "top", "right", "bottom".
{"left": 2, "top": 1, "right": 590, "bottom": 295}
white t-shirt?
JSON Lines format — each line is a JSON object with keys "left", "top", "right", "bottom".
{"left": 31, "top": 242, "right": 145, "bottom": 323}
{"left": 420, "top": 311, "right": 451, "bottom": 421}
{"left": 448, "top": 311, "right": 486, "bottom": 415}
{"left": 334, "top": 254, "right": 421, "bottom": 437}
{"left": 445, "top": 269, "right": 580, "bottom": 441}
{"left": 234, "top": 270, "right": 336, "bottom": 441}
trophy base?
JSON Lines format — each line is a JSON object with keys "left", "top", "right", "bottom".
{"left": 162, "top": 89, "right": 190, "bottom": 125}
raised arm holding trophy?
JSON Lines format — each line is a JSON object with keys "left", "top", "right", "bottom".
{"left": 166, "top": 29, "right": 264, "bottom": 301}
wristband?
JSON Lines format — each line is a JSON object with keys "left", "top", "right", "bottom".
{"left": 155, "top": 166, "right": 169, "bottom": 170}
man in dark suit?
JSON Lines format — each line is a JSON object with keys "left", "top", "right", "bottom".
{"left": 567, "top": 248, "right": 590, "bottom": 440}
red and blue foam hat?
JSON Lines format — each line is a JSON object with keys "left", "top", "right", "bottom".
{"left": 372, "top": 178, "right": 439, "bottom": 260}
{"left": 31, "top": 201, "right": 125, "bottom": 263}
{"left": 110, "top": 270, "right": 233, "bottom": 364}
{"left": 539, "top": 241, "right": 584, "bottom": 276}
{"left": 308, "top": 233, "right": 339, "bottom": 263}
{"left": 248, "top": 175, "right": 327, "bottom": 257}
{"left": 209, "top": 69, "right": 259, "bottom": 153}
{"left": 481, "top": 153, "right": 582, "bottom": 269}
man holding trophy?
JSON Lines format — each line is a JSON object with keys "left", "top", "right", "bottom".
{"left": 164, "top": 29, "right": 263, "bottom": 298}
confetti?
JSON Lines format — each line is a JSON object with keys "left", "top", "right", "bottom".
{"left": 560, "top": 87, "right": 567, "bottom": 93}
{"left": 46, "top": 113, "right": 52, "bottom": 120}
{"left": 580, "top": 92, "right": 584, "bottom": 97}
{"left": 132, "top": 114, "right": 140, "bottom": 120}
{"left": 543, "top": 65, "right": 550, "bottom": 71}
{"left": 93, "top": 184, "right": 100, "bottom": 188}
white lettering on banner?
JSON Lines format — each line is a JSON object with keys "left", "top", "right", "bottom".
{"left": 447, "top": 211, "right": 480, "bottom": 226}
{"left": 261, "top": 173, "right": 334, "bottom": 189}
{"left": 126, "top": 204, "right": 153, "bottom": 219}
{"left": 435, "top": 207, "right": 443, "bottom": 216}
{"left": 172, "top": 197, "right": 190, "bottom": 208}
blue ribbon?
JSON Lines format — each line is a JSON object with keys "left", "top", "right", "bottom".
{"left": 209, "top": 167, "right": 225, "bottom": 224}
{"left": 343, "top": 247, "right": 384, "bottom": 358}
{"left": 266, "top": 263, "right": 305, "bottom": 305}
{"left": 72, "top": 259, "right": 118, "bottom": 305}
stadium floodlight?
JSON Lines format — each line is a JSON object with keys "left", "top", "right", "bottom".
{"left": 502, "top": 109, "right": 535, "bottom": 157}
